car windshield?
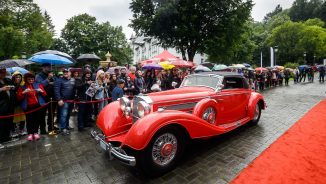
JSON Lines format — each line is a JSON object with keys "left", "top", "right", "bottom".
{"left": 181, "top": 74, "right": 222, "bottom": 89}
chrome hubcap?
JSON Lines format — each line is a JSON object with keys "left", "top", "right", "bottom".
{"left": 254, "top": 105, "right": 260, "bottom": 120}
{"left": 152, "top": 133, "right": 177, "bottom": 166}
{"left": 202, "top": 107, "right": 216, "bottom": 124}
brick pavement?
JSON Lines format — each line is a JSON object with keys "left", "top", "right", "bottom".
{"left": 0, "top": 81, "right": 325, "bottom": 184}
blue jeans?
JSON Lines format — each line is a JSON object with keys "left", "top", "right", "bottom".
{"left": 59, "top": 102, "right": 73, "bottom": 130}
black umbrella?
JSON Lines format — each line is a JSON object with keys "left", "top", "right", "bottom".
{"left": 77, "top": 54, "right": 101, "bottom": 61}
{"left": 33, "top": 50, "right": 76, "bottom": 63}
{"left": 0, "top": 59, "right": 34, "bottom": 69}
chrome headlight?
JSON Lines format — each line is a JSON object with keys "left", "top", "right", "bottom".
{"left": 137, "top": 101, "right": 151, "bottom": 118}
{"left": 120, "top": 97, "right": 131, "bottom": 112}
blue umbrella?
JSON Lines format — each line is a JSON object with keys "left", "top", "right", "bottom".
{"left": 6, "top": 67, "right": 29, "bottom": 74}
{"left": 298, "top": 65, "right": 308, "bottom": 71}
{"left": 29, "top": 54, "right": 73, "bottom": 65}
{"left": 33, "top": 50, "right": 76, "bottom": 63}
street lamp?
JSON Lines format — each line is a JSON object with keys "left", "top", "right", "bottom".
{"left": 304, "top": 52, "right": 307, "bottom": 64}
{"left": 274, "top": 46, "right": 278, "bottom": 66}
{"left": 314, "top": 55, "right": 316, "bottom": 64}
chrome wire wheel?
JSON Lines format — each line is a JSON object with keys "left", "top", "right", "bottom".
{"left": 254, "top": 104, "right": 260, "bottom": 121}
{"left": 202, "top": 107, "right": 216, "bottom": 124}
{"left": 152, "top": 133, "right": 178, "bottom": 166}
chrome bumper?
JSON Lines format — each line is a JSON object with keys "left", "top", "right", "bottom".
{"left": 90, "top": 130, "right": 136, "bottom": 166}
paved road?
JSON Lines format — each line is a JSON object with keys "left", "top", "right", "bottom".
{"left": 0, "top": 81, "right": 325, "bottom": 184}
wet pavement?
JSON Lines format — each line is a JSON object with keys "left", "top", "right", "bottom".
{"left": 0, "top": 80, "right": 325, "bottom": 184}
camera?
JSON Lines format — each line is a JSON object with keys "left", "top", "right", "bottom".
{"left": 7, "top": 85, "right": 15, "bottom": 89}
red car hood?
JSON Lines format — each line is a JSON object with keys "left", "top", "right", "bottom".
{"left": 148, "top": 86, "right": 214, "bottom": 104}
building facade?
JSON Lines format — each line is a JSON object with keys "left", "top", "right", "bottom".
{"left": 129, "top": 35, "right": 207, "bottom": 65}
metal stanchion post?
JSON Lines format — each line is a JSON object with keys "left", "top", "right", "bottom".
{"left": 48, "top": 98, "right": 57, "bottom": 135}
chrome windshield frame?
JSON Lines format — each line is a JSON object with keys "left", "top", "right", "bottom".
{"left": 180, "top": 74, "right": 224, "bottom": 91}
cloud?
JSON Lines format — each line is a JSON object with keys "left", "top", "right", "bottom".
{"left": 252, "top": 0, "right": 295, "bottom": 21}
{"left": 89, "top": 0, "right": 134, "bottom": 38}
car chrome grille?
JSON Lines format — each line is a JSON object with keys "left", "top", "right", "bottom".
{"left": 132, "top": 96, "right": 143, "bottom": 123}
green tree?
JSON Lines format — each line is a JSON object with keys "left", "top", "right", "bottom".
{"left": 61, "top": 14, "right": 132, "bottom": 64}
{"left": 44, "top": 11, "right": 56, "bottom": 36}
{"left": 207, "top": 21, "right": 257, "bottom": 64}
{"left": 50, "top": 38, "right": 70, "bottom": 54}
{"left": 130, "top": 0, "right": 253, "bottom": 62}
{"left": 267, "top": 21, "right": 305, "bottom": 64}
{"left": 298, "top": 24, "right": 326, "bottom": 62}
{"left": 61, "top": 14, "right": 99, "bottom": 57}
{"left": 289, "top": 0, "right": 324, "bottom": 22}
{"left": 0, "top": 27, "right": 24, "bottom": 58}
{"left": 267, "top": 19, "right": 326, "bottom": 64}
{"left": 303, "top": 18, "right": 325, "bottom": 27}
{"left": 320, "top": 1, "right": 326, "bottom": 24}
{"left": 97, "top": 23, "right": 132, "bottom": 64}
{"left": 0, "top": 0, "right": 53, "bottom": 59}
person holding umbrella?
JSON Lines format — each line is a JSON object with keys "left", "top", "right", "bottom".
{"left": 319, "top": 66, "right": 325, "bottom": 83}
{"left": 17, "top": 73, "right": 47, "bottom": 141}
{"left": 35, "top": 63, "right": 54, "bottom": 134}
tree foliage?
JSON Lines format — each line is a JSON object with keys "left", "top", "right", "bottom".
{"left": 61, "top": 14, "right": 132, "bottom": 64}
{"left": 0, "top": 0, "right": 53, "bottom": 59}
{"left": 130, "top": 0, "right": 253, "bottom": 62}
{"left": 267, "top": 19, "right": 326, "bottom": 64}
{"left": 289, "top": 0, "right": 324, "bottom": 22}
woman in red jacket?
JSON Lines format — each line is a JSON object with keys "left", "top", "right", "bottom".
{"left": 17, "top": 73, "right": 47, "bottom": 141}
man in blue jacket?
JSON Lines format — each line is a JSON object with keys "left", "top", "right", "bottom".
{"left": 112, "top": 79, "right": 125, "bottom": 101}
{"left": 54, "top": 69, "right": 75, "bottom": 135}
{"left": 35, "top": 63, "right": 55, "bottom": 134}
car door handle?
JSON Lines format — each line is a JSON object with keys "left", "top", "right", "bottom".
{"left": 217, "top": 99, "right": 224, "bottom": 102}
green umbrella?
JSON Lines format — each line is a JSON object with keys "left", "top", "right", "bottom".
{"left": 212, "top": 64, "right": 228, "bottom": 71}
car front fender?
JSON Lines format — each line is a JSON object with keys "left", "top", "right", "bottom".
{"left": 97, "top": 101, "right": 132, "bottom": 136}
{"left": 248, "top": 92, "right": 266, "bottom": 119}
{"left": 121, "top": 110, "right": 225, "bottom": 151}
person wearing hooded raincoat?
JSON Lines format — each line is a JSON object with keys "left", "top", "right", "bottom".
{"left": 12, "top": 71, "right": 26, "bottom": 136}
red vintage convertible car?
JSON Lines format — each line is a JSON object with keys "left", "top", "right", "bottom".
{"left": 91, "top": 72, "right": 266, "bottom": 176}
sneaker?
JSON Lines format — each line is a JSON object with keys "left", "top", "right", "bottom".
{"left": 19, "top": 130, "right": 28, "bottom": 136}
{"left": 67, "top": 126, "right": 74, "bottom": 131}
{"left": 34, "top": 134, "right": 40, "bottom": 140}
{"left": 0, "top": 144, "right": 4, "bottom": 149}
{"left": 11, "top": 132, "right": 19, "bottom": 138}
{"left": 62, "top": 129, "right": 70, "bottom": 135}
{"left": 27, "top": 134, "right": 34, "bottom": 141}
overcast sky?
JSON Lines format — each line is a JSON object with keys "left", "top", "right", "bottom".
{"left": 34, "top": 0, "right": 295, "bottom": 39}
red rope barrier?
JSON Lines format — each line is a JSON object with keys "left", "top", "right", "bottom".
{"left": 0, "top": 102, "right": 50, "bottom": 119}
{"left": 63, "top": 97, "right": 112, "bottom": 104}
{"left": 0, "top": 97, "right": 112, "bottom": 119}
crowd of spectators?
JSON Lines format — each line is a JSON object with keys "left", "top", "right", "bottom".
{"left": 0, "top": 63, "right": 191, "bottom": 147}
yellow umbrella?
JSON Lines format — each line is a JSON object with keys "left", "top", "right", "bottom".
{"left": 159, "top": 61, "right": 175, "bottom": 70}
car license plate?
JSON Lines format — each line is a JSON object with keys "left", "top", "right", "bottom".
{"left": 99, "top": 140, "right": 107, "bottom": 151}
